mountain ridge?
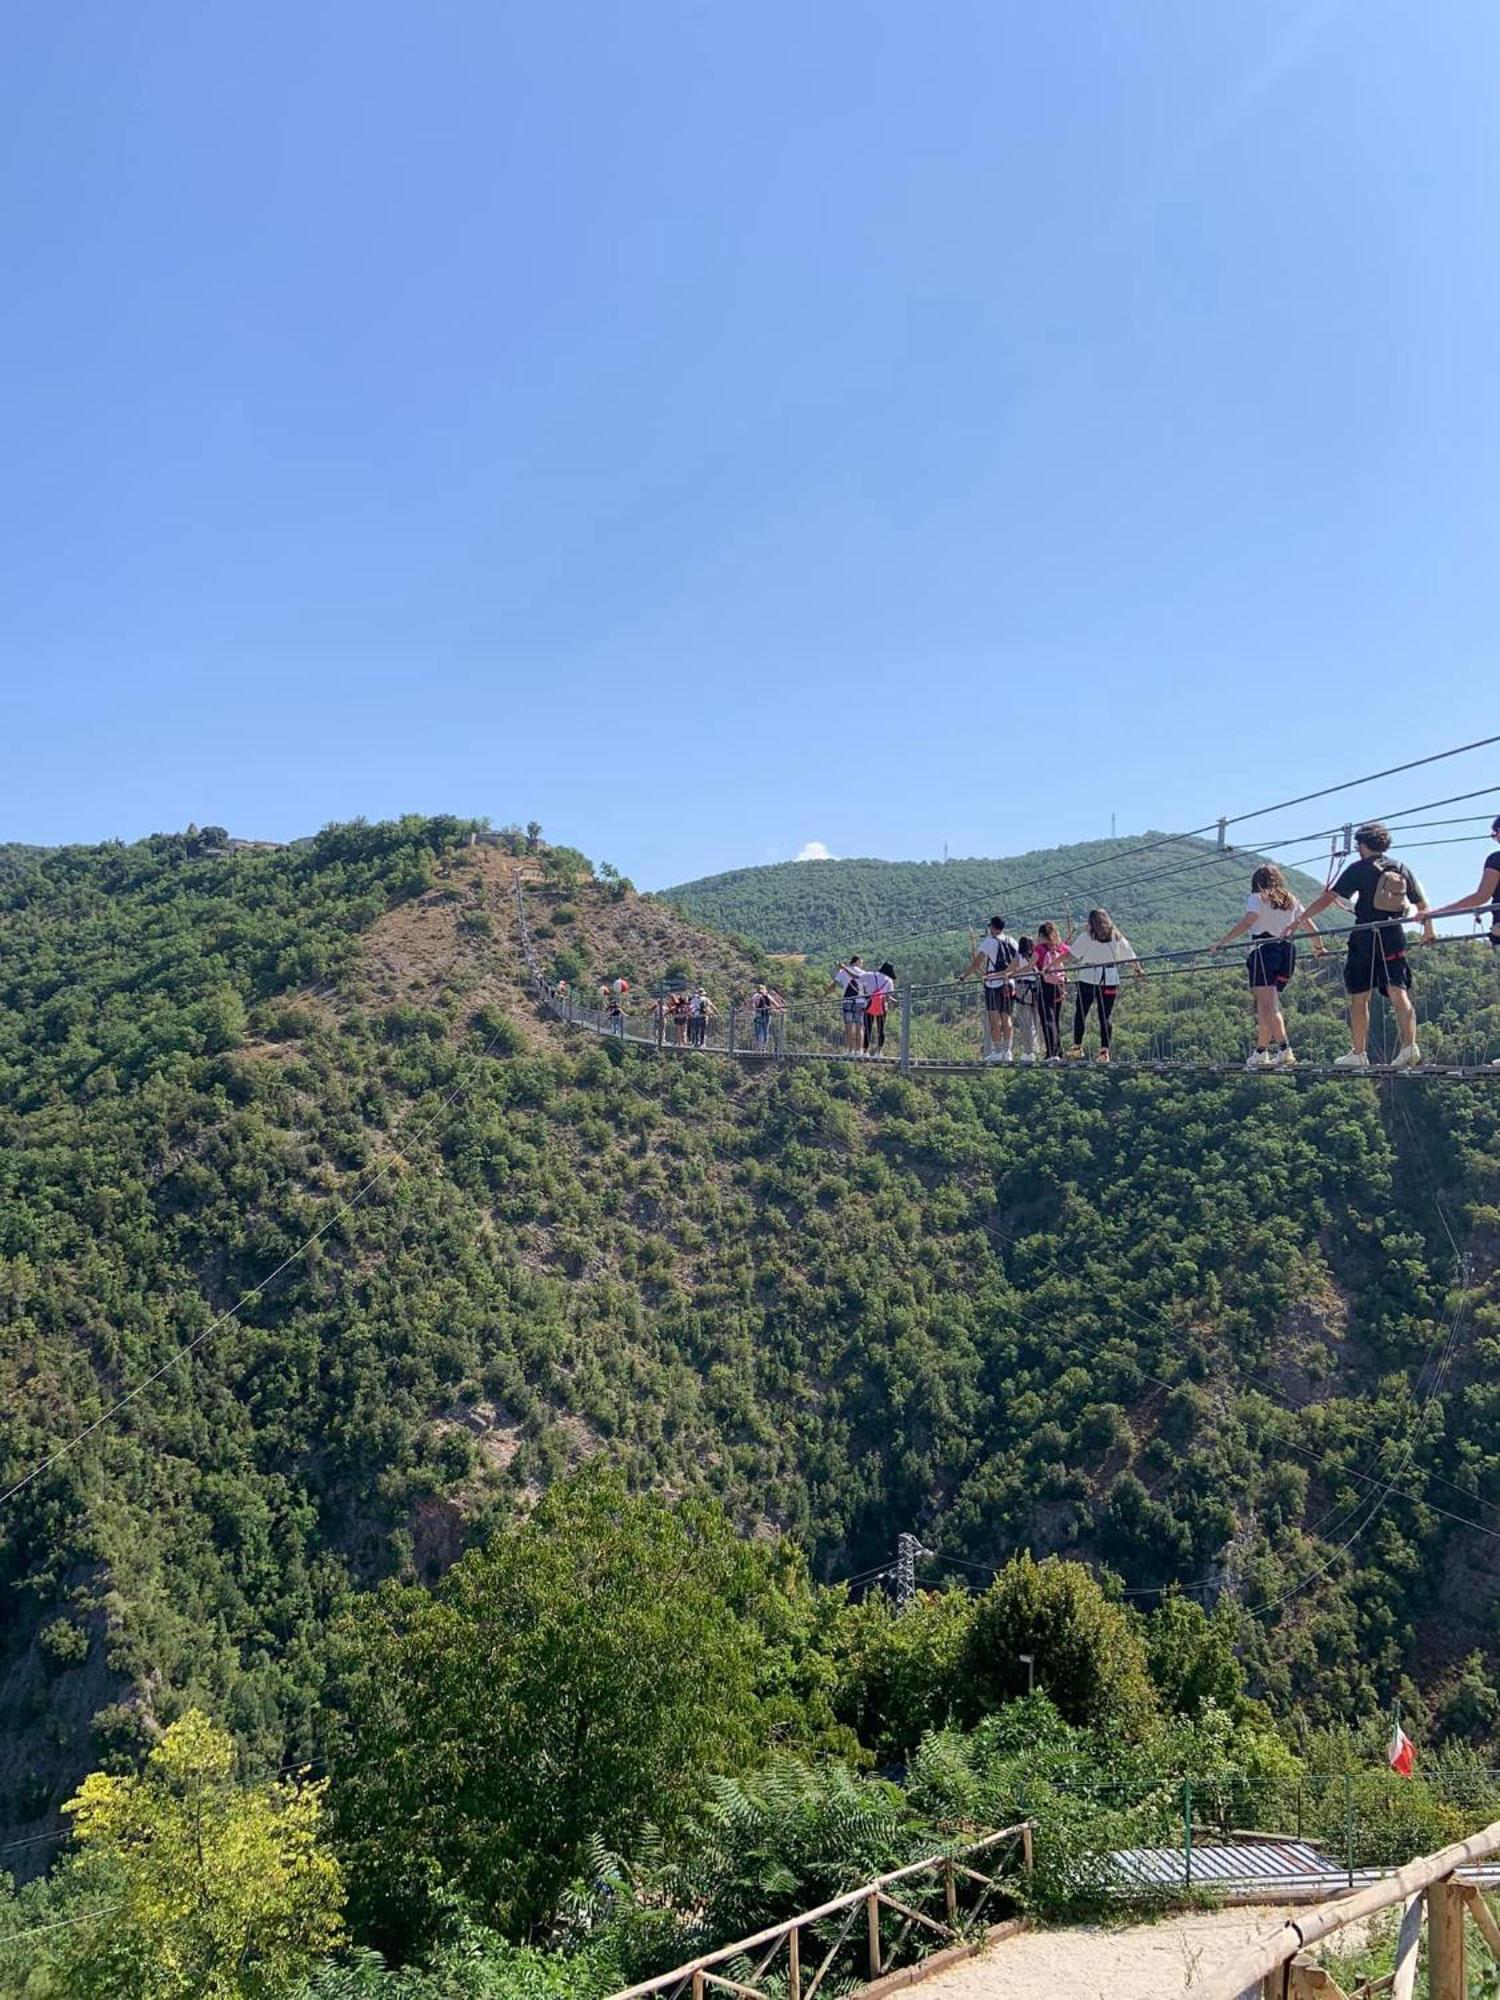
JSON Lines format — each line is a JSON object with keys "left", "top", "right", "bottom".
{"left": 663, "top": 834, "right": 1326, "bottom": 967}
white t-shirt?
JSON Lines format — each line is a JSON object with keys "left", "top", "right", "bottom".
{"left": 1246, "top": 892, "right": 1303, "bottom": 939}
{"left": 834, "top": 965, "right": 863, "bottom": 994}
{"left": 1069, "top": 931, "right": 1137, "bottom": 985}
{"left": 861, "top": 970, "right": 894, "bottom": 1001}
{"left": 978, "top": 934, "right": 1019, "bottom": 986}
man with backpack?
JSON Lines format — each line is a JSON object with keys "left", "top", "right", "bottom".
{"left": 1298, "top": 823, "right": 1435, "bottom": 1069}
{"left": 959, "top": 916, "right": 1020, "bottom": 1064}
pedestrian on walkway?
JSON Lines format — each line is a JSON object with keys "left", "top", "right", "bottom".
{"left": 864, "top": 962, "right": 896, "bottom": 1056}
{"left": 1297, "top": 824, "right": 1434, "bottom": 1069}
{"left": 960, "top": 917, "right": 1020, "bottom": 1064}
{"left": 1013, "top": 937, "right": 1040, "bottom": 1064}
{"left": 1066, "top": 910, "right": 1143, "bottom": 1063}
{"left": 830, "top": 957, "right": 868, "bottom": 1054}
{"left": 1033, "top": 922, "right": 1070, "bottom": 1063}
{"left": 1211, "top": 864, "right": 1322, "bottom": 1070}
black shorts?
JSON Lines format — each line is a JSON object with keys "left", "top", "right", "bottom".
{"left": 1247, "top": 937, "right": 1296, "bottom": 990}
{"left": 1345, "top": 926, "right": 1411, "bottom": 996}
{"left": 984, "top": 983, "right": 1014, "bottom": 1016}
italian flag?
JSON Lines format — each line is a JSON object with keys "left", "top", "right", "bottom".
{"left": 1388, "top": 1720, "right": 1415, "bottom": 1778}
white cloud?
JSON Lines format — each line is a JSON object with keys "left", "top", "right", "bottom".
{"left": 794, "top": 841, "right": 834, "bottom": 862}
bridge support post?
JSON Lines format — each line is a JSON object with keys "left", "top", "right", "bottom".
{"left": 727, "top": 1005, "right": 735, "bottom": 1057}
{"left": 899, "top": 986, "right": 911, "bottom": 1073}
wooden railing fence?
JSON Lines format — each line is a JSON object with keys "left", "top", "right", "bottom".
{"left": 1211, "top": 1816, "right": 1500, "bottom": 2000}
{"left": 604, "top": 1823, "right": 1032, "bottom": 2000}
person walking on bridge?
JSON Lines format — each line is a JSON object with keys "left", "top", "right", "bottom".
{"left": 687, "top": 986, "right": 716, "bottom": 1048}
{"left": 960, "top": 917, "right": 1019, "bottom": 1064}
{"left": 1297, "top": 823, "right": 1434, "bottom": 1069}
{"left": 1424, "top": 811, "right": 1500, "bottom": 1065}
{"left": 830, "top": 957, "right": 868, "bottom": 1055}
{"left": 1033, "top": 921, "right": 1070, "bottom": 1063}
{"left": 1424, "top": 812, "right": 1500, "bottom": 945}
{"left": 750, "top": 982, "right": 785, "bottom": 1053}
{"left": 864, "top": 962, "right": 896, "bottom": 1056}
{"left": 1013, "top": 937, "right": 1040, "bottom": 1063}
{"left": 1066, "top": 909, "right": 1142, "bottom": 1062}
{"left": 1211, "top": 862, "right": 1323, "bottom": 1070}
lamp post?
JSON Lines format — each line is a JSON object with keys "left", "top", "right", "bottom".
{"left": 1019, "top": 1653, "right": 1035, "bottom": 1697}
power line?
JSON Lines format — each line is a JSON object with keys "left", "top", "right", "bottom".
{"left": 996, "top": 738, "right": 1500, "bottom": 906}
{"left": 0, "top": 1902, "right": 119, "bottom": 1948}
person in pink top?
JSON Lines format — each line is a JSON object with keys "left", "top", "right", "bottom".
{"left": 1032, "top": 920, "right": 1070, "bottom": 1064}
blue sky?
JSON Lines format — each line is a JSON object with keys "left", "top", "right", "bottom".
{"left": 2, "top": 1, "right": 1496, "bottom": 898}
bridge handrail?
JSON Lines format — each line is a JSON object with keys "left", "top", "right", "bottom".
{"left": 1208, "top": 1815, "right": 1500, "bottom": 1999}
{"left": 604, "top": 1822, "right": 1032, "bottom": 2000}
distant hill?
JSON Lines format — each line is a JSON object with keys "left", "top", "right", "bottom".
{"left": 0, "top": 843, "right": 47, "bottom": 882}
{"left": 662, "top": 836, "right": 1325, "bottom": 969}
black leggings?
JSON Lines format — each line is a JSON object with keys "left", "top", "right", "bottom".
{"left": 1036, "top": 983, "right": 1064, "bottom": 1059}
{"left": 865, "top": 1011, "right": 886, "bottom": 1051}
{"left": 1073, "top": 983, "right": 1117, "bottom": 1050}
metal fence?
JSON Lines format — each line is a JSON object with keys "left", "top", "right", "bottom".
{"left": 1031, "top": 1769, "right": 1500, "bottom": 1900}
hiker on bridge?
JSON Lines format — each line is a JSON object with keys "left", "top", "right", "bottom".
{"left": 1425, "top": 811, "right": 1500, "bottom": 1065}
{"left": 830, "top": 957, "right": 868, "bottom": 1054}
{"left": 1298, "top": 823, "right": 1435, "bottom": 1070}
{"left": 749, "top": 982, "right": 786, "bottom": 1053}
{"left": 1013, "top": 938, "right": 1040, "bottom": 1064}
{"left": 687, "top": 987, "right": 716, "bottom": 1047}
{"left": 959, "top": 917, "right": 1019, "bottom": 1064}
{"left": 863, "top": 962, "right": 896, "bottom": 1056}
{"left": 1210, "top": 862, "right": 1324, "bottom": 1071}
{"left": 1066, "top": 909, "right": 1143, "bottom": 1063}
{"left": 1032, "top": 921, "right": 1070, "bottom": 1063}
{"left": 1425, "top": 811, "right": 1500, "bottom": 946}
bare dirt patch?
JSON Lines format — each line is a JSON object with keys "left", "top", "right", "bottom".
{"left": 915, "top": 1907, "right": 1301, "bottom": 2000}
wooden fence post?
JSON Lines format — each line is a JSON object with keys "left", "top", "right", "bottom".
{"left": 1021, "top": 1823, "right": 1034, "bottom": 1874}
{"left": 866, "top": 1892, "right": 881, "bottom": 1978}
{"left": 943, "top": 1856, "right": 957, "bottom": 1929}
{"left": 786, "top": 1924, "right": 800, "bottom": 2000}
{"left": 1427, "top": 1877, "right": 1465, "bottom": 2000}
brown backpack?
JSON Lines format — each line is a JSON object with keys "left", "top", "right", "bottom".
{"left": 1372, "top": 863, "right": 1410, "bottom": 917}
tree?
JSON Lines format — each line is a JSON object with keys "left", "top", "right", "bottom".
{"left": 525, "top": 821, "right": 543, "bottom": 853}
{"left": 1145, "top": 1596, "right": 1246, "bottom": 1720}
{"left": 58, "top": 1710, "right": 344, "bottom": 1999}
{"left": 831, "top": 1589, "right": 975, "bottom": 1759}
{"left": 959, "top": 1554, "right": 1158, "bottom": 1739}
{"left": 326, "top": 1470, "right": 788, "bottom": 1952}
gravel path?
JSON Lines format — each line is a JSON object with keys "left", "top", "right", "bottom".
{"left": 915, "top": 1907, "right": 1295, "bottom": 1999}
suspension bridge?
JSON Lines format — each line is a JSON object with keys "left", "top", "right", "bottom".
{"left": 513, "top": 877, "right": 1500, "bottom": 1081}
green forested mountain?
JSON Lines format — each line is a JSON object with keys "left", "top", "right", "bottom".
{"left": 3, "top": 818, "right": 1500, "bottom": 1960}
{"left": 663, "top": 837, "right": 1326, "bottom": 969}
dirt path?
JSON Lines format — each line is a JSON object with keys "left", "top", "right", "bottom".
{"left": 917, "top": 1907, "right": 1293, "bottom": 1999}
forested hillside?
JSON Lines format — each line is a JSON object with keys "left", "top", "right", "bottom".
{"left": 663, "top": 837, "right": 1325, "bottom": 969}
{"left": 3, "top": 817, "right": 1500, "bottom": 1944}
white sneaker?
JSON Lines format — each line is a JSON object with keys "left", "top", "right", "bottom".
{"left": 1019, "top": 1052, "right": 1036, "bottom": 1066}
{"left": 998, "top": 1047, "right": 1013, "bottom": 1064}
{"left": 1274, "top": 1048, "right": 1297, "bottom": 1069}
{"left": 1245, "top": 1050, "right": 1271, "bottom": 1071}
{"left": 984, "top": 1050, "right": 1004, "bottom": 1065}
{"left": 1391, "top": 1043, "right": 1423, "bottom": 1071}
{"left": 1334, "top": 1049, "right": 1370, "bottom": 1069}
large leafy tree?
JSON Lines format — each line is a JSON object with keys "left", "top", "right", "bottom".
{"left": 57, "top": 1709, "right": 344, "bottom": 1999}
{"left": 325, "top": 1470, "right": 796, "bottom": 1953}
{"left": 959, "top": 1553, "right": 1158, "bottom": 1740}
